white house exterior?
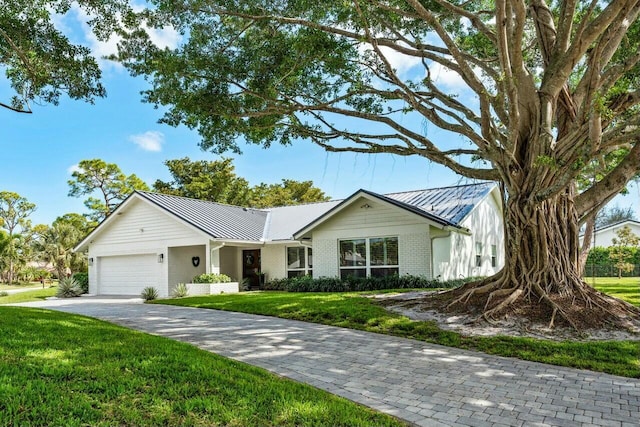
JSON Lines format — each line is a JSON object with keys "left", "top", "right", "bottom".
{"left": 580, "top": 220, "right": 640, "bottom": 248}
{"left": 75, "top": 183, "right": 504, "bottom": 296}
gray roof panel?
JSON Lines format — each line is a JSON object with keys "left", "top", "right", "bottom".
{"left": 264, "top": 200, "right": 343, "bottom": 241}
{"left": 137, "top": 191, "right": 268, "bottom": 241}
{"left": 384, "top": 182, "right": 495, "bottom": 225}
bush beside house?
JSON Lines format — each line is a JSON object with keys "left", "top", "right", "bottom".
{"left": 263, "top": 275, "right": 478, "bottom": 292}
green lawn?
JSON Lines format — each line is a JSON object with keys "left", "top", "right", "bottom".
{"left": 155, "top": 286, "right": 640, "bottom": 378}
{"left": 0, "top": 307, "right": 404, "bottom": 427}
{"left": 0, "top": 287, "right": 57, "bottom": 304}
{"left": 589, "top": 276, "right": 640, "bottom": 306}
{"left": 0, "top": 281, "right": 45, "bottom": 291}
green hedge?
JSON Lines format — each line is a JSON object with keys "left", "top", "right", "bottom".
{"left": 584, "top": 246, "right": 640, "bottom": 277}
{"left": 263, "top": 275, "right": 478, "bottom": 292}
{"left": 72, "top": 272, "right": 89, "bottom": 294}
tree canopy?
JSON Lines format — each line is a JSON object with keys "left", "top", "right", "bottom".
{"left": 0, "top": 191, "right": 36, "bottom": 283}
{"left": 0, "top": 0, "right": 127, "bottom": 113}
{"left": 68, "top": 159, "right": 149, "bottom": 223}
{"left": 154, "top": 157, "right": 329, "bottom": 207}
{"left": 114, "top": 1, "right": 640, "bottom": 329}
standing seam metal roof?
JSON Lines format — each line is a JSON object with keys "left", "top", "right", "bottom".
{"left": 134, "top": 182, "right": 495, "bottom": 242}
{"left": 384, "top": 182, "right": 495, "bottom": 225}
{"left": 137, "top": 191, "right": 268, "bottom": 241}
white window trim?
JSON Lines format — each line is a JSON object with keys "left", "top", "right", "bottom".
{"left": 491, "top": 244, "right": 497, "bottom": 268}
{"left": 475, "top": 242, "right": 483, "bottom": 267}
{"left": 339, "top": 236, "right": 399, "bottom": 277}
{"left": 286, "top": 246, "right": 313, "bottom": 277}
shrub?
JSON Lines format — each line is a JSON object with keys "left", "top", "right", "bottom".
{"left": 172, "top": 283, "right": 189, "bottom": 298}
{"left": 72, "top": 272, "right": 89, "bottom": 293}
{"left": 192, "top": 273, "right": 231, "bottom": 284}
{"left": 141, "top": 287, "right": 159, "bottom": 301}
{"left": 56, "top": 277, "right": 83, "bottom": 298}
{"left": 263, "top": 275, "right": 478, "bottom": 293}
{"left": 0, "top": 291, "right": 8, "bottom": 297}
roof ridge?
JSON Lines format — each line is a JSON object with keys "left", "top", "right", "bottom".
{"left": 383, "top": 181, "right": 493, "bottom": 196}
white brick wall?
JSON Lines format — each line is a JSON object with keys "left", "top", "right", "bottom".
{"left": 399, "top": 231, "right": 431, "bottom": 277}
{"left": 312, "top": 238, "right": 339, "bottom": 278}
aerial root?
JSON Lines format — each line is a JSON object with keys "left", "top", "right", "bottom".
{"left": 446, "top": 282, "right": 496, "bottom": 309}
{"left": 482, "top": 288, "right": 524, "bottom": 321}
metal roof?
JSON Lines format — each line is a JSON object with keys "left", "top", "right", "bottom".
{"left": 137, "top": 191, "right": 269, "bottom": 241}
{"left": 129, "top": 183, "right": 495, "bottom": 242}
{"left": 384, "top": 182, "right": 495, "bottom": 225}
{"left": 264, "top": 200, "right": 343, "bottom": 241}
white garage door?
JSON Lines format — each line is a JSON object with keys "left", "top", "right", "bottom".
{"left": 97, "top": 254, "right": 160, "bottom": 295}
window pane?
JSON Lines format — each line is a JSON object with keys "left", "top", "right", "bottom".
{"left": 475, "top": 242, "right": 482, "bottom": 254}
{"left": 288, "top": 270, "right": 305, "bottom": 278}
{"left": 308, "top": 248, "right": 313, "bottom": 268}
{"left": 370, "top": 237, "right": 398, "bottom": 266}
{"left": 370, "top": 267, "right": 399, "bottom": 277}
{"left": 340, "top": 239, "right": 366, "bottom": 266}
{"left": 287, "top": 247, "right": 305, "bottom": 270}
{"left": 340, "top": 268, "right": 367, "bottom": 280}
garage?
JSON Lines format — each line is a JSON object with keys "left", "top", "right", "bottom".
{"left": 97, "top": 254, "right": 160, "bottom": 295}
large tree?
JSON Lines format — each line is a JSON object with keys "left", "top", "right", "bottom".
{"left": 154, "top": 157, "right": 253, "bottom": 205}
{"left": 116, "top": 1, "right": 640, "bottom": 329}
{"left": 0, "top": 191, "right": 36, "bottom": 284}
{"left": 0, "top": 0, "right": 126, "bottom": 113}
{"left": 154, "top": 157, "right": 330, "bottom": 207}
{"left": 68, "top": 159, "right": 149, "bottom": 223}
{"left": 249, "top": 179, "right": 330, "bottom": 208}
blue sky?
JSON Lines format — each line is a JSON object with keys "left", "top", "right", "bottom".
{"left": 1, "top": 67, "right": 464, "bottom": 226}
{"left": 1, "top": 6, "right": 638, "bottom": 227}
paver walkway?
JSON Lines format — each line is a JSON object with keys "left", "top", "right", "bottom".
{"left": 17, "top": 297, "right": 640, "bottom": 427}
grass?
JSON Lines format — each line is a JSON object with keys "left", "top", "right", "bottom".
{"left": 0, "top": 281, "right": 46, "bottom": 291}
{"left": 588, "top": 276, "right": 640, "bottom": 306}
{"left": 0, "top": 307, "right": 404, "bottom": 427}
{"left": 0, "top": 287, "right": 57, "bottom": 304}
{"left": 155, "top": 286, "right": 640, "bottom": 378}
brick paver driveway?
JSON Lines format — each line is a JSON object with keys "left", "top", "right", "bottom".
{"left": 17, "top": 297, "right": 640, "bottom": 427}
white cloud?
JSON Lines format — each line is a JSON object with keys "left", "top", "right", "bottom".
{"left": 66, "top": 3, "right": 180, "bottom": 71}
{"left": 67, "top": 164, "right": 83, "bottom": 174}
{"left": 429, "top": 62, "right": 469, "bottom": 90}
{"left": 129, "top": 131, "right": 165, "bottom": 152}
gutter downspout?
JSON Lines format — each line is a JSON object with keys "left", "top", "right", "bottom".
{"left": 209, "top": 241, "right": 226, "bottom": 274}
{"left": 430, "top": 231, "right": 451, "bottom": 281}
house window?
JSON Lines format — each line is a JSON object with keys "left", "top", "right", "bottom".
{"left": 491, "top": 244, "right": 497, "bottom": 268}
{"left": 339, "top": 237, "right": 399, "bottom": 279}
{"left": 475, "top": 242, "right": 482, "bottom": 267}
{"left": 287, "top": 247, "right": 312, "bottom": 278}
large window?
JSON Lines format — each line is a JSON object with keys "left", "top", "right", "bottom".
{"left": 287, "top": 247, "right": 313, "bottom": 278}
{"left": 339, "top": 237, "right": 398, "bottom": 279}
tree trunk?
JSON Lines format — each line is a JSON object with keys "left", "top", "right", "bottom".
{"left": 8, "top": 258, "right": 13, "bottom": 285}
{"left": 445, "top": 190, "right": 639, "bottom": 330}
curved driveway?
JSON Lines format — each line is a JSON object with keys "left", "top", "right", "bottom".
{"left": 17, "top": 297, "right": 640, "bottom": 427}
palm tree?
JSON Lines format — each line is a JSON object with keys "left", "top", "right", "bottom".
{"left": 35, "top": 223, "right": 84, "bottom": 280}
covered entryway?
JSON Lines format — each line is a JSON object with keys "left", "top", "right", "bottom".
{"left": 97, "top": 254, "right": 160, "bottom": 295}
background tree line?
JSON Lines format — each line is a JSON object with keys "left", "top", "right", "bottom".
{"left": 0, "top": 156, "right": 328, "bottom": 284}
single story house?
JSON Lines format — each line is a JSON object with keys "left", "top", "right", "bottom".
{"left": 74, "top": 182, "right": 504, "bottom": 297}
{"left": 580, "top": 220, "right": 640, "bottom": 248}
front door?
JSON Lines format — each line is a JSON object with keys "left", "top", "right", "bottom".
{"left": 242, "top": 249, "right": 262, "bottom": 290}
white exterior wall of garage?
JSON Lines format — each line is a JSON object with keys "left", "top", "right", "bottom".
{"left": 88, "top": 199, "right": 211, "bottom": 297}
